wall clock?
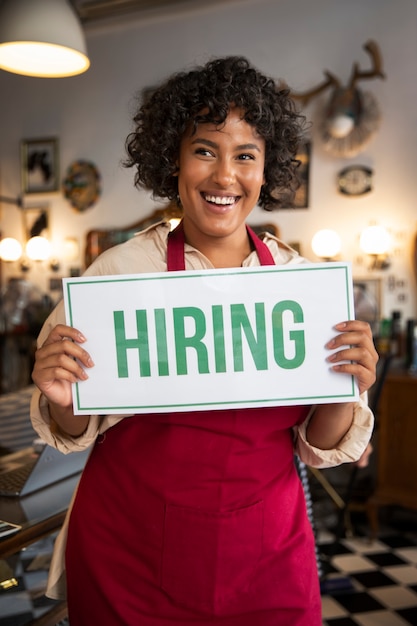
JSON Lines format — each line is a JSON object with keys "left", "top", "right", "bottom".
{"left": 337, "top": 165, "right": 373, "bottom": 196}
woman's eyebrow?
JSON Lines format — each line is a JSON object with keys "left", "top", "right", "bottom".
{"left": 190, "top": 137, "right": 262, "bottom": 152}
{"left": 190, "top": 138, "right": 218, "bottom": 149}
{"left": 235, "top": 143, "right": 262, "bottom": 152}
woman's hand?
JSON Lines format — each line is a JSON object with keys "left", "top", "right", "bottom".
{"left": 32, "top": 324, "right": 94, "bottom": 409}
{"left": 306, "top": 320, "right": 377, "bottom": 451}
{"left": 325, "top": 320, "right": 378, "bottom": 394}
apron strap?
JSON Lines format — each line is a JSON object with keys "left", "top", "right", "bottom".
{"left": 245, "top": 225, "right": 276, "bottom": 266}
{"left": 167, "top": 221, "right": 275, "bottom": 271}
{"left": 167, "top": 220, "right": 186, "bottom": 271}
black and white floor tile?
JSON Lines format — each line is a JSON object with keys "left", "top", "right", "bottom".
{"left": 318, "top": 512, "right": 417, "bottom": 626}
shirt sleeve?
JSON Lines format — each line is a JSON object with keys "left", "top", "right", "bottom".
{"left": 294, "top": 394, "right": 374, "bottom": 468}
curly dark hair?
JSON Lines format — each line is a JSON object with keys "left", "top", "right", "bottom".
{"left": 124, "top": 56, "right": 306, "bottom": 210}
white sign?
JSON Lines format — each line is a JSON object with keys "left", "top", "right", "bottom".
{"left": 63, "top": 262, "right": 358, "bottom": 415}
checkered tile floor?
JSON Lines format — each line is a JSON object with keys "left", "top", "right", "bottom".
{"left": 318, "top": 513, "right": 417, "bottom": 626}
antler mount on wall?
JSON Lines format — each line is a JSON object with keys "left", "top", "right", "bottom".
{"left": 292, "top": 40, "right": 385, "bottom": 158}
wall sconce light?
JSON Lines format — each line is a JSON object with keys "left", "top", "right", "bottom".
{"left": 0, "top": 196, "right": 61, "bottom": 272}
{"left": 26, "top": 236, "right": 52, "bottom": 262}
{"left": 359, "top": 225, "right": 391, "bottom": 270}
{"left": 26, "top": 236, "right": 61, "bottom": 271}
{"left": 0, "top": 235, "right": 62, "bottom": 272}
{"left": 311, "top": 229, "right": 342, "bottom": 261}
{"left": 0, "top": 0, "right": 90, "bottom": 78}
{"left": 0, "top": 237, "right": 23, "bottom": 262}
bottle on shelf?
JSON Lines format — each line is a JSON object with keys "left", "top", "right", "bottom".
{"left": 389, "top": 310, "right": 402, "bottom": 359}
{"left": 376, "top": 318, "right": 391, "bottom": 356}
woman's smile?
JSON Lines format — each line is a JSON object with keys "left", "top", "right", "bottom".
{"left": 201, "top": 192, "right": 241, "bottom": 212}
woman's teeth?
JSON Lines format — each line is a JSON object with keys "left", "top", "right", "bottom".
{"left": 204, "top": 195, "right": 236, "bottom": 205}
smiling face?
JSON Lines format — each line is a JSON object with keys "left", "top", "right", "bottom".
{"left": 177, "top": 107, "right": 266, "bottom": 261}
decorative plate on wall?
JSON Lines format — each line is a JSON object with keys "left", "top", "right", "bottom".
{"left": 63, "top": 160, "right": 101, "bottom": 212}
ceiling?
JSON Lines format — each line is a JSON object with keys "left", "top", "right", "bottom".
{"left": 70, "top": 0, "right": 221, "bottom": 23}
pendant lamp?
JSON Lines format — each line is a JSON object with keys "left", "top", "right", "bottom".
{"left": 0, "top": 0, "right": 90, "bottom": 78}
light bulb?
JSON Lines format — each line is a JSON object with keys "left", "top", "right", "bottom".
{"left": 26, "top": 236, "right": 51, "bottom": 261}
{"left": 0, "top": 237, "right": 22, "bottom": 261}
{"left": 311, "top": 229, "right": 341, "bottom": 260}
{"left": 360, "top": 226, "right": 391, "bottom": 255}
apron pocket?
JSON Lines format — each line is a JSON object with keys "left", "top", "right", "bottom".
{"left": 161, "top": 500, "right": 264, "bottom": 616}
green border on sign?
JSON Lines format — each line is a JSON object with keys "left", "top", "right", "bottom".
{"left": 65, "top": 264, "right": 356, "bottom": 412}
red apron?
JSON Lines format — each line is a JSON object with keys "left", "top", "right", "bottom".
{"left": 66, "top": 224, "right": 322, "bottom": 625}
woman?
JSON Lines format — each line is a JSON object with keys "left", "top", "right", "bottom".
{"left": 31, "top": 56, "right": 377, "bottom": 625}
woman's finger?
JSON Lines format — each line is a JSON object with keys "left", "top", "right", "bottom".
{"left": 42, "top": 324, "right": 86, "bottom": 347}
{"left": 36, "top": 338, "right": 93, "bottom": 370}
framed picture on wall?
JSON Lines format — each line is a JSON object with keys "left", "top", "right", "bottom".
{"left": 353, "top": 277, "right": 381, "bottom": 333}
{"left": 21, "top": 137, "right": 59, "bottom": 194}
{"left": 22, "top": 206, "right": 49, "bottom": 240}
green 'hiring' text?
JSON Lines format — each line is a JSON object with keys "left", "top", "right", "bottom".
{"left": 113, "top": 300, "right": 305, "bottom": 378}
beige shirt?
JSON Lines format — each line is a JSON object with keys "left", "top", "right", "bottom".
{"left": 30, "top": 222, "right": 374, "bottom": 598}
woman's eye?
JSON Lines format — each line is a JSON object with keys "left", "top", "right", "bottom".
{"left": 238, "top": 153, "right": 255, "bottom": 161}
{"left": 195, "top": 148, "right": 213, "bottom": 157}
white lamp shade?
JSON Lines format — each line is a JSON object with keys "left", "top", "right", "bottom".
{"left": 311, "top": 229, "right": 341, "bottom": 259}
{"left": 360, "top": 225, "right": 391, "bottom": 255}
{"left": 0, "top": 0, "right": 90, "bottom": 77}
{"left": 0, "top": 237, "right": 23, "bottom": 261}
{"left": 26, "top": 236, "right": 51, "bottom": 261}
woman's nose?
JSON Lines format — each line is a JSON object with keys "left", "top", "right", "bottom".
{"left": 212, "top": 159, "right": 235, "bottom": 187}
